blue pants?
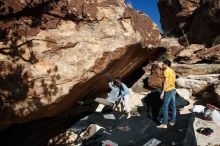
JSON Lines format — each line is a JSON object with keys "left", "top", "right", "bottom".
{"left": 162, "top": 89, "right": 176, "bottom": 124}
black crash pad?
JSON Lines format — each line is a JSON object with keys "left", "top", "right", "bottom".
{"left": 142, "top": 89, "right": 190, "bottom": 122}
{"left": 87, "top": 111, "right": 126, "bottom": 130}
{"left": 84, "top": 113, "right": 197, "bottom": 146}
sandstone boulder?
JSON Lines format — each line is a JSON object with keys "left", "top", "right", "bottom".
{"left": 159, "top": 37, "right": 184, "bottom": 60}
{"left": 176, "top": 88, "right": 192, "bottom": 100}
{"left": 0, "top": 0, "right": 160, "bottom": 129}
{"left": 147, "top": 63, "right": 164, "bottom": 89}
{"left": 172, "top": 64, "right": 220, "bottom": 76}
{"left": 158, "top": 0, "right": 220, "bottom": 45}
{"left": 158, "top": 0, "right": 200, "bottom": 35}
{"left": 189, "top": 0, "right": 220, "bottom": 45}
{"left": 177, "top": 44, "right": 205, "bottom": 57}
{"left": 176, "top": 77, "right": 207, "bottom": 94}
{"left": 175, "top": 44, "right": 205, "bottom": 63}
{"left": 176, "top": 74, "right": 220, "bottom": 94}
{"left": 195, "top": 44, "right": 220, "bottom": 64}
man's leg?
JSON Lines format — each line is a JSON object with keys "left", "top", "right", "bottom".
{"left": 158, "top": 91, "right": 172, "bottom": 128}
{"left": 120, "top": 97, "right": 125, "bottom": 112}
{"left": 170, "top": 89, "right": 176, "bottom": 125}
{"left": 162, "top": 91, "right": 172, "bottom": 124}
{"left": 114, "top": 100, "right": 120, "bottom": 111}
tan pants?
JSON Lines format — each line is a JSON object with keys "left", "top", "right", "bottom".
{"left": 115, "top": 95, "right": 130, "bottom": 113}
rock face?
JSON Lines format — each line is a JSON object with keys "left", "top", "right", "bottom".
{"left": 175, "top": 44, "right": 220, "bottom": 64}
{"left": 172, "top": 64, "right": 220, "bottom": 76}
{"left": 195, "top": 44, "right": 220, "bottom": 63}
{"left": 158, "top": 0, "right": 220, "bottom": 45}
{"left": 159, "top": 37, "right": 184, "bottom": 60}
{"left": 175, "top": 44, "right": 205, "bottom": 63}
{"left": 177, "top": 44, "right": 205, "bottom": 58}
{"left": 189, "top": 0, "right": 220, "bottom": 45}
{"left": 0, "top": 0, "right": 160, "bottom": 129}
{"left": 176, "top": 74, "right": 220, "bottom": 94}
{"left": 158, "top": 0, "right": 200, "bottom": 34}
{"left": 148, "top": 63, "right": 164, "bottom": 89}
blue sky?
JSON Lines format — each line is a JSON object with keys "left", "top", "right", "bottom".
{"left": 125, "top": 0, "right": 162, "bottom": 31}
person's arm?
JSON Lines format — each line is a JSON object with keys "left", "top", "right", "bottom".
{"left": 108, "top": 82, "right": 115, "bottom": 90}
{"left": 121, "top": 83, "right": 130, "bottom": 96}
{"left": 160, "top": 77, "right": 168, "bottom": 99}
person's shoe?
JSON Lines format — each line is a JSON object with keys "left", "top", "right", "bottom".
{"left": 157, "top": 124, "right": 167, "bottom": 129}
{"left": 169, "top": 122, "right": 175, "bottom": 126}
{"left": 127, "top": 113, "right": 131, "bottom": 119}
{"left": 196, "top": 127, "right": 214, "bottom": 136}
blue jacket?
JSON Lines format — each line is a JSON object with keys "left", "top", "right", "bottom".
{"left": 119, "top": 82, "right": 131, "bottom": 97}
{"left": 107, "top": 82, "right": 121, "bottom": 103}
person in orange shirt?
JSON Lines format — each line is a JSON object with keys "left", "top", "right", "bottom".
{"left": 157, "top": 59, "right": 176, "bottom": 129}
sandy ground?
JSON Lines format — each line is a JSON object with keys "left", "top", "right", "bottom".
{"left": 178, "top": 95, "right": 220, "bottom": 146}
{"left": 194, "top": 117, "right": 220, "bottom": 146}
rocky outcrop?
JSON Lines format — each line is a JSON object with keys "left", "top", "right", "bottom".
{"left": 175, "top": 44, "right": 205, "bottom": 63}
{"left": 158, "top": 0, "right": 200, "bottom": 35}
{"left": 176, "top": 88, "right": 192, "bottom": 100}
{"left": 176, "top": 74, "right": 220, "bottom": 94}
{"left": 158, "top": 0, "right": 220, "bottom": 45}
{"left": 172, "top": 64, "right": 220, "bottom": 76}
{"left": 189, "top": 0, "right": 220, "bottom": 45}
{"left": 175, "top": 44, "right": 220, "bottom": 64}
{"left": 0, "top": 0, "right": 160, "bottom": 129}
{"left": 195, "top": 44, "right": 220, "bottom": 63}
{"left": 159, "top": 37, "right": 184, "bottom": 60}
{"left": 177, "top": 44, "right": 205, "bottom": 58}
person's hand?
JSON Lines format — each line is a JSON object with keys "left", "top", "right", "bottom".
{"left": 160, "top": 92, "right": 164, "bottom": 100}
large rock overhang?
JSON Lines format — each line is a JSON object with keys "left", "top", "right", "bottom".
{"left": 0, "top": 0, "right": 160, "bottom": 129}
